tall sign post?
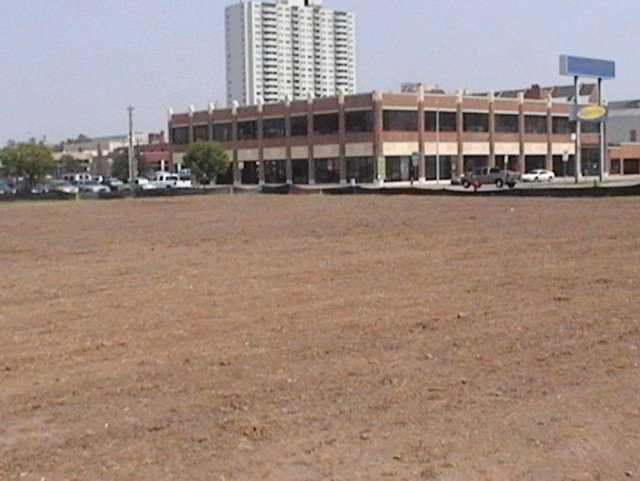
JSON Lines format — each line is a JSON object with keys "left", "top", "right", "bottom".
{"left": 410, "top": 152, "right": 419, "bottom": 185}
{"left": 559, "top": 55, "right": 615, "bottom": 183}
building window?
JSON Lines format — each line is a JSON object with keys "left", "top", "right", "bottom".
{"left": 552, "top": 116, "right": 572, "bottom": 134}
{"left": 582, "top": 122, "right": 600, "bottom": 134}
{"left": 264, "top": 159, "right": 286, "bottom": 183}
{"left": 345, "top": 110, "right": 373, "bottom": 133}
{"left": 292, "top": 158, "right": 309, "bottom": 184}
{"left": 631, "top": 130, "right": 637, "bottom": 142}
{"left": 237, "top": 120, "right": 257, "bottom": 140}
{"left": 525, "top": 156, "right": 546, "bottom": 171}
{"left": 241, "top": 161, "right": 259, "bottom": 185}
{"left": 212, "top": 123, "right": 232, "bottom": 142}
{"left": 425, "top": 155, "right": 454, "bottom": 180}
{"left": 315, "top": 158, "right": 340, "bottom": 183}
{"left": 610, "top": 159, "right": 621, "bottom": 174}
{"left": 291, "top": 116, "right": 308, "bottom": 137}
{"left": 624, "top": 159, "right": 640, "bottom": 175}
{"left": 171, "top": 126, "right": 189, "bottom": 145}
{"left": 346, "top": 157, "right": 374, "bottom": 182}
{"left": 463, "top": 156, "right": 489, "bottom": 172}
{"left": 495, "top": 114, "right": 519, "bottom": 133}
{"left": 383, "top": 110, "right": 417, "bottom": 131}
{"left": 193, "top": 125, "right": 209, "bottom": 141}
{"left": 313, "top": 113, "right": 339, "bottom": 135}
{"left": 524, "top": 115, "right": 547, "bottom": 134}
{"left": 425, "top": 111, "right": 457, "bottom": 132}
{"left": 385, "top": 156, "right": 412, "bottom": 181}
{"left": 463, "top": 113, "right": 489, "bottom": 132}
{"left": 263, "top": 118, "right": 285, "bottom": 138}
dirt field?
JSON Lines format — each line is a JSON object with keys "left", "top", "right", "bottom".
{"left": 1, "top": 195, "right": 639, "bottom": 481}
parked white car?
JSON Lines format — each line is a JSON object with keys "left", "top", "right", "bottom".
{"left": 521, "top": 169, "right": 555, "bottom": 182}
{"left": 78, "top": 181, "right": 110, "bottom": 193}
{"left": 48, "top": 180, "right": 79, "bottom": 194}
{"left": 130, "top": 177, "right": 159, "bottom": 190}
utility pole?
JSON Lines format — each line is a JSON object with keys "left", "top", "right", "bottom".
{"left": 435, "top": 100, "right": 440, "bottom": 184}
{"left": 574, "top": 76, "right": 581, "bottom": 184}
{"left": 127, "top": 106, "right": 135, "bottom": 181}
{"left": 598, "top": 78, "right": 606, "bottom": 183}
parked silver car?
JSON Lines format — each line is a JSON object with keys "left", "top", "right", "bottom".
{"left": 0, "top": 180, "right": 17, "bottom": 195}
{"left": 459, "top": 167, "right": 520, "bottom": 189}
{"left": 48, "top": 180, "right": 79, "bottom": 194}
{"left": 78, "top": 182, "right": 110, "bottom": 194}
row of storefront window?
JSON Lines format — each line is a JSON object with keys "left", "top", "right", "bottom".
{"left": 213, "top": 154, "right": 602, "bottom": 185}
{"left": 171, "top": 110, "right": 576, "bottom": 144}
{"left": 610, "top": 159, "right": 640, "bottom": 175}
{"left": 236, "top": 158, "right": 370, "bottom": 184}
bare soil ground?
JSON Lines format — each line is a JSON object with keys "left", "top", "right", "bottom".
{"left": 1, "top": 195, "right": 639, "bottom": 481}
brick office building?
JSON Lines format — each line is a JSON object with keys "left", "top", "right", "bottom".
{"left": 609, "top": 143, "right": 640, "bottom": 175}
{"left": 169, "top": 90, "right": 600, "bottom": 185}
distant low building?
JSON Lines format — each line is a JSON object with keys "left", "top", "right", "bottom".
{"left": 475, "top": 83, "right": 599, "bottom": 102}
{"left": 401, "top": 83, "right": 445, "bottom": 94}
{"left": 608, "top": 143, "right": 640, "bottom": 175}
{"left": 607, "top": 99, "right": 640, "bottom": 145}
{"left": 61, "top": 132, "right": 168, "bottom": 177}
{"left": 63, "top": 133, "right": 149, "bottom": 159}
{"left": 606, "top": 101, "right": 640, "bottom": 175}
{"left": 111, "top": 142, "right": 175, "bottom": 174}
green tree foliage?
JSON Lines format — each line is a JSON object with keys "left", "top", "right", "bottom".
{"left": 137, "top": 154, "right": 151, "bottom": 177}
{"left": 110, "top": 151, "right": 129, "bottom": 180}
{"left": 183, "top": 141, "right": 229, "bottom": 184}
{"left": 59, "top": 154, "right": 81, "bottom": 174}
{"left": 111, "top": 149, "right": 146, "bottom": 180}
{"left": 0, "top": 143, "right": 54, "bottom": 189}
{"left": 65, "top": 134, "right": 91, "bottom": 143}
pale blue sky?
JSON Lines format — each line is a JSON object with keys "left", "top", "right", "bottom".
{"left": 1, "top": 0, "right": 638, "bottom": 145}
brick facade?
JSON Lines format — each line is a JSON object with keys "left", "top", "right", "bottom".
{"left": 170, "top": 91, "right": 599, "bottom": 185}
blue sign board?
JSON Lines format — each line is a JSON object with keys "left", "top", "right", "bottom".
{"left": 560, "top": 55, "right": 615, "bottom": 79}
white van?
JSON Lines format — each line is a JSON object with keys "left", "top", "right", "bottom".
{"left": 152, "top": 171, "right": 192, "bottom": 189}
{"left": 62, "top": 172, "right": 92, "bottom": 184}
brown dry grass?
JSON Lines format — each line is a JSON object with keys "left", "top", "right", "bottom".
{"left": 1, "top": 195, "right": 639, "bottom": 481}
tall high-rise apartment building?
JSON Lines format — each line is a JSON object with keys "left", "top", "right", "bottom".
{"left": 225, "top": 0, "right": 356, "bottom": 106}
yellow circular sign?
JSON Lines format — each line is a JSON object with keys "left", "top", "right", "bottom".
{"left": 577, "top": 105, "right": 607, "bottom": 121}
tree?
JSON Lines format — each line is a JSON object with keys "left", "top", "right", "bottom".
{"left": 110, "top": 149, "right": 146, "bottom": 180}
{"left": 59, "top": 154, "right": 81, "bottom": 174}
{"left": 0, "top": 143, "right": 54, "bottom": 189}
{"left": 137, "top": 154, "right": 151, "bottom": 177}
{"left": 183, "top": 141, "right": 230, "bottom": 184}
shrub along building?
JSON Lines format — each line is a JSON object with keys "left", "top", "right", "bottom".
{"left": 168, "top": 89, "right": 601, "bottom": 185}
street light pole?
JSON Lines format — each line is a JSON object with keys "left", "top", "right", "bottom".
{"left": 436, "top": 101, "right": 440, "bottom": 184}
{"left": 127, "top": 106, "right": 135, "bottom": 182}
{"left": 598, "top": 78, "right": 606, "bottom": 183}
{"left": 574, "top": 76, "right": 581, "bottom": 184}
